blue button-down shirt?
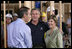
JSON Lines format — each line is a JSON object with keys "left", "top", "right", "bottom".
{"left": 7, "top": 18, "right": 32, "bottom": 48}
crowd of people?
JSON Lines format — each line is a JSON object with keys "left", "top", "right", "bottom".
{"left": 1, "top": 6, "right": 71, "bottom": 48}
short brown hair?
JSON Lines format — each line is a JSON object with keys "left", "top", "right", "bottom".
{"left": 31, "top": 8, "right": 41, "bottom": 14}
{"left": 17, "top": 6, "right": 30, "bottom": 18}
{"left": 48, "top": 15, "right": 58, "bottom": 26}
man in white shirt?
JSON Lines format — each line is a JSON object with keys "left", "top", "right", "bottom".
{"left": 7, "top": 6, "right": 32, "bottom": 48}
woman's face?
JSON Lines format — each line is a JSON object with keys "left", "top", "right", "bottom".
{"left": 48, "top": 19, "right": 56, "bottom": 29}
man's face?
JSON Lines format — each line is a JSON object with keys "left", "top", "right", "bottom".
{"left": 6, "top": 17, "right": 12, "bottom": 24}
{"left": 13, "top": 16, "right": 18, "bottom": 21}
{"left": 28, "top": 9, "right": 31, "bottom": 19}
{"left": 31, "top": 10, "right": 40, "bottom": 21}
{"left": 24, "top": 9, "right": 31, "bottom": 22}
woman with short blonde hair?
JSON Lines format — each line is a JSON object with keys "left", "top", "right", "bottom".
{"left": 45, "top": 15, "right": 63, "bottom": 48}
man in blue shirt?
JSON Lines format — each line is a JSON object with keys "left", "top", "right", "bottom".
{"left": 7, "top": 6, "right": 32, "bottom": 48}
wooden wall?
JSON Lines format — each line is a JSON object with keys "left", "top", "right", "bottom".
{"left": 1, "top": 2, "right": 71, "bottom": 23}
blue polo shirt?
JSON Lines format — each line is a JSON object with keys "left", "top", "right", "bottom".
{"left": 27, "top": 20, "right": 49, "bottom": 46}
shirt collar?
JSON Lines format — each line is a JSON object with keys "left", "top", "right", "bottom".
{"left": 17, "top": 18, "right": 26, "bottom": 24}
{"left": 49, "top": 27, "right": 58, "bottom": 35}
{"left": 29, "top": 20, "right": 42, "bottom": 26}
{"left": 53, "top": 26, "right": 58, "bottom": 31}
{"left": 30, "top": 19, "right": 43, "bottom": 23}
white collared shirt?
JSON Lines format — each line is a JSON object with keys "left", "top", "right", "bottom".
{"left": 7, "top": 18, "right": 32, "bottom": 48}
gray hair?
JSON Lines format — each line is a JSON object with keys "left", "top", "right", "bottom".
{"left": 31, "top": 8, "right": 41, "bottom": 14}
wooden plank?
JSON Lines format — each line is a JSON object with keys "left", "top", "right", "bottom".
{"left": 46, "top": 8, "right": 48, "bottom": 22}
{"left": 31, "top": 1, "right": 35, "bottom": 9}
{"left": 19, "top": 1, "right": 21, "bottom": 8}
{"left": 41, "top": 1, "right": 42, "bottom": 12}
{"left": 50, "top": 1, "right": 54, "bottom": 15}
{"left": 59, "top": 1, "right": 62, "bottom": 30}
{"left": 3, "top": 1, "right": 7, "bottom": 48}
{"left": 24, "top": 1, "right": 31, "bottom": 10}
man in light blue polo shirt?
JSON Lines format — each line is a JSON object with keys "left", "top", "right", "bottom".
{"left": 7, "top": 6, "right": 32, "bottom": 48}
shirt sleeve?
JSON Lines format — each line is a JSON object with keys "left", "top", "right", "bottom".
{"left": 16, "top": 29, "right": 27, "bottom": 48}
{"left": 24, "top": 28, "right": 32, "bottom": 48}
{"left": 16, "top": 26, "right": 32, "bottom": 48}
{"left": 56, "top": 32, "right": 63, "bottom": 48}
{"left": 43, "top": 22, "right": 50, "bottom": 32}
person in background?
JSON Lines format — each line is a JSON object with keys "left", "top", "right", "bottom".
{"left": 55, "top": 9, "right": 70, "bottom": 48}
{"left": 41, "top": 12, "right": 47, "bottom": 39}
{"left": 47, "top": 6, "right": 55, "bottom": 21}
{"left": 6, "top": 13, "right": 13, "bottom": 26}
{"left": 13, "top": 13, "right": 18, "bottom": 21}
{"left": 7, "top": 6, "right": 32, "bottom": 48}
{"left": 41, "top": 12, "right": 47, "bottom": 22}
{"left": 66, "top": 10, "right": 71, "bottom": 47}
{"left": 45, "top": 15, "right": 63, "bottom": 48}
{"left": 27, "top": 8, "right": 49, "bottom": 48}
{"left": 6, "top": 13, "right": 13, "bottom": 47}
{"left": 55, "top": 9, "right": 68, "bottom": 35}
{"left": 67, "top": 10, "right": 71, "bottom": 35}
